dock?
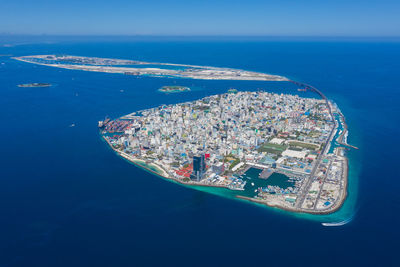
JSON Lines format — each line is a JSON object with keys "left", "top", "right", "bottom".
{"left": 259, "top": 168, "right": 274, "bottom": 179}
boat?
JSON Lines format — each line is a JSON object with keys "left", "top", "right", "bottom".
{"left": 251, "top": 182, "right": 255, "bottom": 186}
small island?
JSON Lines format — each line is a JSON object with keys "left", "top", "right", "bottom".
{"left": 158, "top": 86, "right": 191, "bottom": 93}
{"left": 18, "top": 83, "right": 52, "bottom": 88}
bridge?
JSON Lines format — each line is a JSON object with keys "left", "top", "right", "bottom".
{"left": 289, "top": 80, "right": 358, "bottom": 209}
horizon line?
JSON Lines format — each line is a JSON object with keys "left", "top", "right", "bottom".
{"left": 1, "top": 33, "right": 400, "bottom": 38}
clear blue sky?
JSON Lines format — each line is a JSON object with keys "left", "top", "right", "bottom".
{"left": 2, "top": 0, "right": 400, "bottom": 36}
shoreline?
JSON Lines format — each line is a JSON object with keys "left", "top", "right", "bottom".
{"left": 102, "top": 133, "right": 349, "bottom": 215}
{"left": 102, "top": 136, "right": 233, "bottom": 191}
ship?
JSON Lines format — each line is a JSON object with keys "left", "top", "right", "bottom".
{"left": 98, "top": 117, "right": 110, "bottom": 128}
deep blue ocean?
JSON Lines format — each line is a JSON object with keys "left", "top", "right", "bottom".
{"left": 0, "top": 37, "right": 399, "bottom": 266}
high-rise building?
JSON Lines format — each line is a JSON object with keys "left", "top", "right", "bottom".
{"left": 191, "top": 154, "right": 206, "bottom": 181}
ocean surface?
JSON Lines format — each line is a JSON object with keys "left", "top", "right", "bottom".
{"left": 0, "top": 37, "right": 399, "bottom": 266}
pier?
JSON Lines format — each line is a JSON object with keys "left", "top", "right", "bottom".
{"left": 259, "top": 168, "right": 274, "bottom": 179}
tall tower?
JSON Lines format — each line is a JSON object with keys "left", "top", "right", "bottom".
{"left": 191, "top": 154, "right": 206, "bottom": 181}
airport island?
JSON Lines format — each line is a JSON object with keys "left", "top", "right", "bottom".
{"left": 14, "top": 54, "right": 355, "bottom": 214}
{"left": 100, "top": 90, "right": 353, "bottom": 214}
{"left": 13, "top": 55, "right": 288, "bottom": 81}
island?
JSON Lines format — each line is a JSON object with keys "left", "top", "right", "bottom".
{"left": 99, "top": 89, "right": 356, "bottom": 214}
{"left": 158, "top": 86, "right": 190, "bottom": 93}
{"left": 17, "top": 83, "right": 52, "bottom": 88}
{"left": 13, "top": 55, "right": 288, "bottom": 81}
{"left": 14, "top": 54, "right": 356, "bottom": 214}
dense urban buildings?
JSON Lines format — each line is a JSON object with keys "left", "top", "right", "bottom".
{"left": 100, "top": 90, "right": 348, "bottom": 214}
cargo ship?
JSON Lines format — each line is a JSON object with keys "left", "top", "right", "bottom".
{"left": 98, "top": 117, "right": 110, "bottom": 128}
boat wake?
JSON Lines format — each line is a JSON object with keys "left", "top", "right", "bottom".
{"left": 321, "top": 214, "right": 354, "bottom": 227}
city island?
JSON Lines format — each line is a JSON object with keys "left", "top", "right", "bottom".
{"left": 100, "top": 89, "right": 355, "bottom": 214}
{"left": 13, "top": 54, "right": 356, "bottom": 214}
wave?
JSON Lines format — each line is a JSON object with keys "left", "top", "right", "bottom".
{"left": 321, "top": 213, "right": 356, "bottom": 227}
